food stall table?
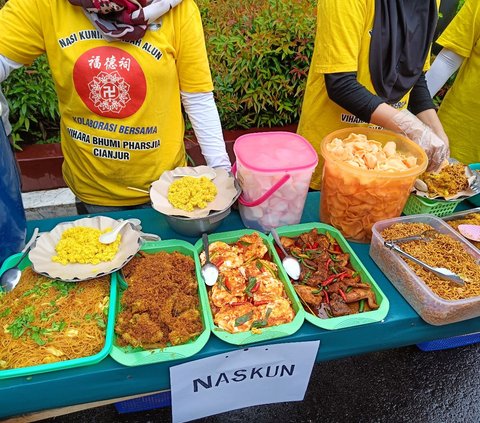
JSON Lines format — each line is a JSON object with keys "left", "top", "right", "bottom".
{"left": 1, "top": 191, "right": 479, "bottom": 419}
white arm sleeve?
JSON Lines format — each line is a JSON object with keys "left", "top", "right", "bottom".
{"left": 0, "top": 54, "right": 24, "bottom": 136}
{"left": 425, "top": 48, "right": 464, "bottom": 97}
{"left": 180, "top": 91, "right": 231, "bottom": 171}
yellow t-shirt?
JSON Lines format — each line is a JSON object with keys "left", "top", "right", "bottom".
{"left": 436, "top": 0, "right": 480, "bottom": 164}
{"left": 0, "top": 0, "right": 213, "bottom": 205}
{"left": 297, "top": 0, "right": 425, "bottom": 190}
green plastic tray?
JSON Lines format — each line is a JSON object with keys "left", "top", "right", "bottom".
{"left": 110, "top": 240, "right": 210, "bottom": 366}
{"left": 194, "top": 229, "right": 305, "bottom": 345}
{"left": 0, "top": 253, "right": 117, "bottom": 380}
{"left": 271, "top": 222, "right": 390, "bottom": 330}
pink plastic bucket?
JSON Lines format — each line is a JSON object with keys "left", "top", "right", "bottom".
{"left": 234, "top": 132, "right": 318, "bottom": 232}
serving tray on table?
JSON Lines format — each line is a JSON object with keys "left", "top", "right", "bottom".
{"left": 271, "top": 222, "right": 390, "bottom": 330}
{"left": 110, "top": 240, "right": 210, "bottom": 366}
{"left": 195, "top": 229, "right": 305, "bottom": 345}
{"left": 0, "top": 254, "right": 117, "bottom": 379}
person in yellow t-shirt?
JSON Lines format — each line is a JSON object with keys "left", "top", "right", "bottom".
{"left": 426, "top": 0, "right": 480, "bottom": 165}
{"left": 0, "top": 0, "right": 231, "bottom": 213}
{"left": 298, "top": 0, "right": 450, "bottom": 190}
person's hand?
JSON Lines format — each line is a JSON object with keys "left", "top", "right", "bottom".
{"left": 391, "top": 109, "right": 449, "bottom": 171}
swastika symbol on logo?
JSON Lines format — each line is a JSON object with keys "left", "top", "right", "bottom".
{"left": 101, "top": 83, "right": 119, "bottom": 99}
{"left": 88, "top": 71, "right": 131, "bottom": 114}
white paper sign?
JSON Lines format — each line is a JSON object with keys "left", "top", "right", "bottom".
{"left": 170, "top": 340, "right": 320, "bottom": 423}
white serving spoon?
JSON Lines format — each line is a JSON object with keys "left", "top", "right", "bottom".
{"left": 270, "top": 228, "right": 301, "bottom": 281}
{"left": 99, "top": 218, "right": 141, "bottom": 244}
{"left": 201, "top": 233, "right": 219, "bottom": 286}
{"left": 457, "top": 224, "right": 480, "bottom": 242}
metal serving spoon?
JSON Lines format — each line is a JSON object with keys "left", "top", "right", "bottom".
{"left": 99, "top": 218, "right": 141, "bottom": 244}
{"left": 270, "top": 228, "right": 301, "bottom": 281}
{"left": 201, "top": 233, "right": 219, "bottom": 286}
{"left": 0, "top": 245, "right": 33, "bottom": 292}
{"left": 384, "top": 241, "right": 464, "bottom": 286}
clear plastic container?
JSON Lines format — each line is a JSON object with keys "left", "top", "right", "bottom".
{"left": 234, "top": 132, "right": 318, "bottom": 232}
{"left": 370, "top": 214, "right": 480, "bottom": 325}
{"left": 442, "top": 207, "right": 480, "bottom": 250}
{"left": 320, "top": 127, "right": 428, "bottom": 243}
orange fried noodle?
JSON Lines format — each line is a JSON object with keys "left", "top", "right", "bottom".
{"left": 115, "top": 251, "right": 203, "bottom": 349}
{"left": 381, "top": 223, "right": 480, "bottom": 301}
{"left": 0, "top": 268, "right": 110, "bottom": 370}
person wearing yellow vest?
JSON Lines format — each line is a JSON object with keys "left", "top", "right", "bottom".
{"left": 0, "top": 0, "right": 231, "bottom": 212}
{"left": 426, "top": 0, "right": 480, "bottom": 165}
{"left": 298, "top": 0, "right": 450, "bottom": 190}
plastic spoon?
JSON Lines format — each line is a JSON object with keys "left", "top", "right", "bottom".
{"left": 384, "top": 241, "right": 464, "bottom": 286}
{"left": 201, "top": 233, "right": 219, "bottom": 286}
{"left": 270, "top": 228, "right": 301, "bottom": 280}
{"left": 99, "top": 218, "right": 141, "bottom": 244}
{"left": 457, "top": 224, "right": 480, "bottom": 242}
{"left": 171, "top": 168, "right": 216, "bottom": 180}
{"left": 0, "top": 245, "right": 33, "bottom": 292}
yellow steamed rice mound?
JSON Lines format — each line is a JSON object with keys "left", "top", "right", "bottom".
{"left": 167, "top": 176, "right": 217, "bottom": 211}
{"left": 52, "top": 226, "right": 121, "bottom": 265}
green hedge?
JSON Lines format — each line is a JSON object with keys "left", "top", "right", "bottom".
{"left": 1, "top": 0, "right": 316, "bottom": 147}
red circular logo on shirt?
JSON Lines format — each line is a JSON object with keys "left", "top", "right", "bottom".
{"left": 73, "top": 46, "right": 146, "bottom": 118}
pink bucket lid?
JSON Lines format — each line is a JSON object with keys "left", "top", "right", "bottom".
{"left": 233, "top": 131, "right": 318, "bottom": 172}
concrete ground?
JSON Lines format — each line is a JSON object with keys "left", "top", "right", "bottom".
{"left": 21, "top": 189, "right": 480, "bottom": 423}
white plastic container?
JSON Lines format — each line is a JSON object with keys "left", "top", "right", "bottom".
{"left": 370, "top": 214, "right": 480, "bottom": 325}
{"left": 233, "top": 132, "right": 318, "bottom": 232}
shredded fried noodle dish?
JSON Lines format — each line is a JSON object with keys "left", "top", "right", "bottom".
{"left": 0, "top": 268, "right": 110, "bottom": 370}
{"left": 381, "top": 223, "right": 480, "bottom": 301}
{"left": 115, "top": 251, "right": 204, "bottom": 349}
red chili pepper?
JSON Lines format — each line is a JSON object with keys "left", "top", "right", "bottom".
{"left": 325, "top": 258, "right": 332, "bottom": 270}
{"left": 224, "top": 277, "right": 233, "bottom": 291}
{"left": 323, "top": 290, "right": 330, "bottom": 304}
{"left": 333, "top": 245, "right": 342, "bottom": 253}
{"left": 213, "top": 258, "right": 224, "bottom": 268}
{"left": 254, "top": 300, "right": 269, "bottom": 306}
{"left": 321, "top": 271, "right": 348, "bottom": 286}
{"left": 230, "top": 301, "right": 247, "bottom": 306}
{"left": 321, "top": 274, "right": 337, "bottom": 286}
{"left": 338, "top": 288, "right": 347, "bottom": 302}
{"left": 251, "top": 282, "right": 260, "bottom": 293}
{"left": 307, "top": 242, "right": 319, "bottom": 249}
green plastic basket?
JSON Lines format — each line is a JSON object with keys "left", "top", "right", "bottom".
{"left": 194, "top": 229, "right": 305, "bottom": 345}
{"left": 403, "top": 194, "right": 462, "bottom": 217}
{"left": 110, "top": 240, "right": 210, "bottom": 366}
{"left": 271, "top": 222, "right": 389, "bottom": 330}
{"left": 0, "top": 253, "right": 117, "bottom": 379}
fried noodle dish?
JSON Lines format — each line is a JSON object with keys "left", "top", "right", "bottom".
{"left": 0, "top": 268, "right": 110, "bottom": 370}
{"left": 115, "top": 251, "right": 203, "bottom": 349}
{"left": 200, "top": 232, "right": 295, "bottom": 334}
{"left": 381, "top": 223, "right": 480, "bottom": 300}
{"left": 419, "top": 162, "right": 469, "bottom": 198}
{"left": 279, "top": 229, "right": 379, "bottom": 318}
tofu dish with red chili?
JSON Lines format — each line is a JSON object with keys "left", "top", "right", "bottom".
{"left": 200, "top": 232, "right": 295, "bottom": 333}
{"left": 278, "top": 229, "right": 379, "bottom": 318}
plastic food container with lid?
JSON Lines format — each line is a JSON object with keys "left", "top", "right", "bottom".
{"left": 320, "top": 127, "right": 428, "bottom": 243}
{"left": 234, "top": 132, "right": 318, "bottom": 232}
{"left": 370, "top": 214, "right": 480, "bottom": 326}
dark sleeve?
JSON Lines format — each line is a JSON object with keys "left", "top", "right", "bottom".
{"left": 324, "top": 72, "right": 384, "bottom": 123}
{"left": 407, "top": 72, "right": 436, "bottom": 115}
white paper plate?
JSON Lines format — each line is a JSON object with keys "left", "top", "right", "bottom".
{"left": 150, "top": 166, "right": 239, "bottom": 218}
{"left": 29, "top": 216, "right": 142, "bottom": 282}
